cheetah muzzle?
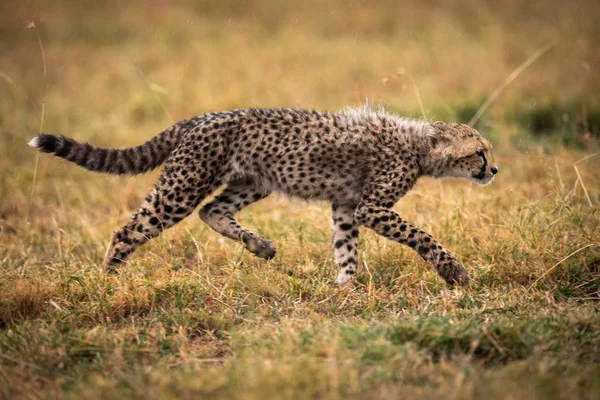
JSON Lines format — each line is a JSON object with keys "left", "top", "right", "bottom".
{"left": 29, "top": 107, "right": 498, "bottom": 288}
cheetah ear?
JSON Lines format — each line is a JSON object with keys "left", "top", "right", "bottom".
{"left": 429, "top": 122, "right": 449, "bottom": 148}
{"left": 429, "top": 135, "right": 439, "bottom": 148}
{"left": 432, "top": 121, "right": 447, "bottom": 132}
{"left": 427, "top": 125, "right": 440, "bottom": 148}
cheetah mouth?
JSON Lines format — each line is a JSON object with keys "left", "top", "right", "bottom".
{"left": 471, "top": 171, "right": 486, "bottom": 180}
{"left": 470, "top": 175, "right": 494, "bottom": 185}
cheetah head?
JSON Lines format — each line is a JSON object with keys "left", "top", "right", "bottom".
{"left": 428, "top": 122, "right": 498, "bottom": 185}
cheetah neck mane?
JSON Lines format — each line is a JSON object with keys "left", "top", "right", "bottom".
{"left": 338, "top": 106, "right": 435, "bottom": 139}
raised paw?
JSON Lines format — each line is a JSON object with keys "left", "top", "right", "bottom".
{"left": 242, "top": 234, "right": 277, "bottom": 260}
{"left": 437, "top": 257, "right": 470, "bottom": 285}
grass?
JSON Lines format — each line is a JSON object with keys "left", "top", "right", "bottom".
{"left": 1, "top": 0, "right": 599, "bottom": 398}
{"left": 508, "top": 97, "right": 600, "bottom": 148}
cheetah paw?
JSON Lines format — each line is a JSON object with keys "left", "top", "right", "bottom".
{"left": 439, "top": 260, "right": 470, "bottom": 285}
{"left": 242, "top": 235, "right": 277, "bottom": 260}
{"left": 333, "top": 269, "right": 355, "bottom": 286}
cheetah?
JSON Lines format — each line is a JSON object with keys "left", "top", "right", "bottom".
{"left": 29, "top": 107, "right": 498, "bottom": 285}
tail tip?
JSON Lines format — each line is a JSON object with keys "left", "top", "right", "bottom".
{"left": 28, "top": 136, "right": 41, "bottom": 148}
{"left": 28, "top": 134, "right": 59, "bottom": 153}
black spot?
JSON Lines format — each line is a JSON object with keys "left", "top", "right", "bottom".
{"left": 96, "top": 148, "right": 109, "bottom": 171}
{"left": 55, "top": 138, "right": 74, "bottom": 158}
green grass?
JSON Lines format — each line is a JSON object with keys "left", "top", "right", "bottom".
{"left": 1, "top": 0, "right": 600, "bottom": 398}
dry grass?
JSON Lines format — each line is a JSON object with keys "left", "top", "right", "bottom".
{"left": 1, "top": 0, "right": 599, "bottom": 398}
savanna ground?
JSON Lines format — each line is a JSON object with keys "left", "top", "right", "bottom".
{"left": 1, "top": 0, "right": 599, "bottom": 398}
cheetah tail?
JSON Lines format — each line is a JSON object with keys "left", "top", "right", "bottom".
{"left": 27, "top": 120, "right": 189, "bottom": 175}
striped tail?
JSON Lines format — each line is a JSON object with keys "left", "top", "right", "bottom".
{"left": 28, "top": 120, "right": 191, "bottom": 175}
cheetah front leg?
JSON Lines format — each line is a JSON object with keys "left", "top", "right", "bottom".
{"left": 331, "top": 204, "right": 360, "bottom": 285}
{"left": 353, "top": 169, "right": 470, "bottom": 285}
{"left": 199, "top": 179, "right": 276, "bottom": 260}
{"left": 354, "top": 202, "right": 469, "bottom": 285}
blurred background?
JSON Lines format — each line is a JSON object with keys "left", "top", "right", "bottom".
{"left": 1, "top": 0, "right": 599, "bottom": 141}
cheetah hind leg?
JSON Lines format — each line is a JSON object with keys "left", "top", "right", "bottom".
{"left": 199, "top": 179, "right": 276, "bottom": 260}
{"left": 103, "top": 173, "right": 215, "bottom": 271}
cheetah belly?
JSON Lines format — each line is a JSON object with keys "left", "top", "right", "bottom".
{"left": 266, "top": 161, "right": 364, "bottom": 204}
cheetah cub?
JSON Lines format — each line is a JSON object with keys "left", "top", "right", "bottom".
{"left": 29, "top": 107, "right": 498, "bottom": 285}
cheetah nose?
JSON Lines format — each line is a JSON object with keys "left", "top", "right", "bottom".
{"left": 491, "top": 167, "right": 498, "bottom": 175}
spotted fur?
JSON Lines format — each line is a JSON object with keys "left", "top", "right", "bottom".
{"left": 29, "top": 107, "right": 498, "bottom": 285}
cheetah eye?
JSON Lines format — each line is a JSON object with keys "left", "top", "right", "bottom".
{"left": 476, "top": 150, "right": 484, "bottom": 157}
